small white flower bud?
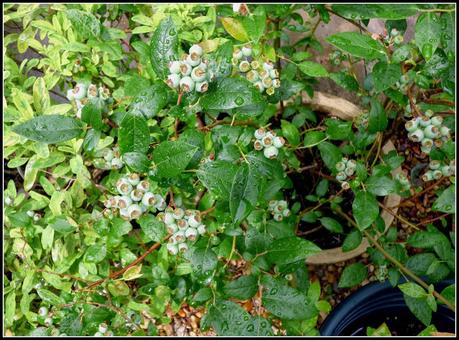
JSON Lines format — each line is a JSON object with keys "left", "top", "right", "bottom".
{"left": 273, "top": 213, "right": 283, "bottom": 222}
{"left": 33, "top": 213, "right": 41, "bottom": 222}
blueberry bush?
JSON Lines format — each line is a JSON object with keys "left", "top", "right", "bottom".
{"left": 3, "top": 3, "right": 456, "bottom": 336}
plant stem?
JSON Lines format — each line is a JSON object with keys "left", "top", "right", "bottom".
{"left": 377, "top": 201, "right": 420, "bottom": 230}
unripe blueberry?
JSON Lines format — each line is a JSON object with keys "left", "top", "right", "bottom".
{"left": 250, "top": 60, "right": 260, "bottom": 69}
{"left": 408, "top": 129, "right": 424, "bottom": 142}
{"left": 424, "top": 125, "right": 440, "bottom": 139}
{"left": 188, "top": 214, "right": 201, "bottom": 228}
{"left": 262, "top": 135, "right": 273, "bottom": 147}
{"left": 282, "top": 208, "right": 291, "bottom": 217}
{"left": 341, "top": 181, "right": 351, "bottom": 190}
{"left": 195, "top": 81, "right": 209, "bottom": 93}
{"left": 424, "top": 109, "right": 434, "bottom": 118}
{"left": 239, "top": 60, "right": 251, "bottom": 73}
{"left": 277, "top": 200, "right": 288, "bottom": 210}
{"left": 98, "top": 323, "right": 108, "bottom": 333}
{"left": 185, "top": 227, "right": 198, "bottom": 241}
{"left": 254, "top": 127, "right": 266, "bottom": 139}
{"left": 111, "top": 158, "right": 123, "bottom": 169}
{"left": 197, "top": 224, "right": 206, "bottom": 235}
{"left": 142, "top": 192, "right": 156, "bottom": 206}
{"left": 44, "top": 317, "right": 53, "bottom": 327}
{"left": 269, "top": 69, "right": 279, "bottom": 79}
{"left": 336, "top": 161, "right": 346, "bottom": 171}
{"left": 191, "top": 66, "right": 206, "bottom": 82}
{"left": 390, "top": 28, "right": 399, "bottom": 37}
{"left": 87, "top": 84, "right": 98, "bottom": 98}
{"left": 38, "top": 306, "right": 48, "bottom": 316}
{"left": 178, "top": 243, "right": 188, "bottom": 253}
{"left": 128, "top": 204, "right": 142, "bottom": 219}
{"left": 167, "top": 73, "right": 180, "bottom": 89}
{"left": 273, "top": 213, "right": 283, "bottom": 222}
{"left": 174, "top": 230, "right": 186, "bottom": 243}
{"left": 430, "top": 116, "right": 443, "bottom": 126}
{"left": 186, "top": 54, "right": 201, "bottom": 67}
{"left": 164, "top": 212, "right": 175, "bottom": 225}
{"left": 155, "top": 198, "right": 167, "bottom": 211}
{"left": 273, "top": 136, "right": 285, "bottom": 148}
{"left": 167, "top": 243, "right": 179, "bottom": 255}
{"left": 405, "top": 119, "right": 419, "bottom": 132}
{"left": 73, "top": 83, "right": 87, "bottom": 100}
{"left": 140, "top": 204, "right": 148, "bottom": 213}
{"left": 116, "top": 179, "right": 132, "bottom": 195}
{"left": 66, "top": 89, "right": 75, "bottom": 101}
{"left": 429, "top": 160, "right": 441, "bottom": 170}
{"left": 127, "top": 173, "right": 140, "bottom": 186}
{"left": 130, "top": 189, "right": 144, "bottom": 202}
{"left": 169, "top": 60, "right": 181, "bottom": 74}
{"left": 231, "top": 57, "right": 239, "bottom": 66}
{"left": 420, "top": 146, "right": 432, "bottom": 154}
{"left": 254, "top": 81, "right": 265, "bottom": 92}
{"left": 272, "top": 78, "right": 281, "bottom": 88}
{"left": 259, "top": 69, "right": 269, "bottom": 79}
{"left": 336, "top": 172, "right": 347, "bottom": 182}
{"left": 94, "top": 332, "right": 104, "bottom": 337}
{"left": 233, "top": 49, "right": 243, "bottom": 59}
{"left": 422, "top": 169, "right": 433, "bottom": 180}
{"left": 419, "top": 116, "right": 431, "bottom": 127}
{"left": 262, "top": 77, "right": 273, "bottom": 88}
{"left": 26, "top": 210, "right": 35, "bottom": 217}
{"left": 394, "top": 35, "right": 404, "bottom": 44}
{"left": 347, "top": 159, "right": 357, "bottom": 169}
{"left": 179, "top": 62, "right": 192, "bottom": 76}
{"left": 441, "top": 165, "right": 452, "bottom": 176}
{"left": 263, "top": 62, "right": 274, "bottom": 71}
{"left": 177, "top": 218, "right": 189, "bottom": 230}
{"left": 246, "top": 70, "right": 259, "bottom": 82}
{"left": 33, "top": 213, "right": 41, "bottom": 222}
{"left": 117, "top": 196, "right": 132, "bottom": 209}
{"left": 179, "top": 76, "right": 195, "bottom": 92}
{"left": 166, "top": 223, "right": 178, "bottom": 234}
{"left": 137, "top": 180, "right": 150, "bottom": 192}
{"left": 432, "top": 170, "right": 443, "bottom": 180}
{"left": 189, "top": 44, "right": 203, "bottom": 57}
{"left": 440, "top": 126, "right": 450, "bottom": 137}
{"left": 264, "top": 145, "right": 279, "bottom": 159}
{"left": 266, "top": 87, "right": 275, "bottom": 96}
{"left": 344, "top": 167, "right": 355, "bottom": 177}
{"left": 421, "top": 138, "right": 433, "bottom": 149}
{"left": 242, "top": 45, "right": 252, "bottom": 57}
{"left": 173, "top": 208, "right": 185, "bottom": 219}
{"left": 105, "top": 331, "right": 114, "bottom": 336}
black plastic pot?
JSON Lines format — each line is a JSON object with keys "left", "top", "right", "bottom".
{"left": 320, "top": 279, "right": 455, "bottom": 336}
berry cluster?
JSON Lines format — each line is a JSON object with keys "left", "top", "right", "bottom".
{"left": 94, "top": 322, "right": 113, "bottom": 337}
{"left": 335, "top": 157, "right": 357, "bottom": 190}
{"left": 405, "top": 110, "right": 451, "bottom": 154}
{"left": 158, "top": 207, "right": 207, "bottom": 255}
{"left": 93, "top": 146, "right": 123, "bottom": 170}
{"left": 422, "top": 160, "right": 455, "bottom": 182}
{"left": 395, "top": 73, "right": 410, "bottom": 92}
{"left": 268, "top": 200, "right": 290, "bottom": 222}
{"left": 384, "top": 28, "right": 404, "bottom": 45}
{"left": 66, "top": 83, "right": 111, "bottom": 118}
{"left": 232, "top": 45, "right": 280, "bottom": 95}
{"left": 355, "top": 112, "right": 369, "bottom": 130}
{"left": 329, "top": 50, "right": 344, "bottom": 66}
{"left": 253, "top": 127, "right": 285, "bottom": 159}
{"left": 167, "top": 44, "right": 211, "bottom": 93}
{"left": 395, "top": 172, "right": 411, "bottom": 192}
{"left": 104, "top": 174, "right": 166, "bottom": 221}
{"left": 38, "top": 306, "right": 53, "bottom": 328}
{"left": 26, "top": 209, "right": 41, "bottom": 222}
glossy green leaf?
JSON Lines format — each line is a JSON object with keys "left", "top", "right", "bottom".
{"left": 372, "top": 61, "right": 402, "bottom": 93}
{"left": 338, "top": 262, "right": 367, "bottom": 288}
{"left": 352, "top": 191, "right": 379, "bottom": 230}
{"left": 326, "top": 32, "right": 386, "bottom": 60}
{"left": 118, "top": 114, "right": 150, "bottom": 154}
{"left": 415, "top": 13, "right": 441, "bottom": 61}
{"left": 153, "top": 141, "right": 198, "bottom": 178}
{"left": 150, "top": 17, "right": 179, "bottom": 79}
{"left": 223, "top": 275, "right": 258, "bottom": 300}
{"left": 229, "top": 163, "right": 259, "bottom": 224}
{"left": 298, "top": 61, "right": 329, "bottom": 77}
{"left": 267, "top": 237, "right": 321, "bottom": 266}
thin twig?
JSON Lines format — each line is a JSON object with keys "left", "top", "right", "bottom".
{"left": 377, "top": 201, "right": 420, "bottom": 230}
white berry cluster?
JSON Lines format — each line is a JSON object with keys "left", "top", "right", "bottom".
{"left": 395, "top": 172, "right": 411, "bottom": 192}
{"left": 253, "top": 127, "right": 285, "bottom": 159}
{"left": 232, "top": 45, "right": 280, "bottom": 95}
{"left": 93, "top": 146, "right": 123, "bottom": 170}
{"left": 268, "top": 200, "right": 291, "bottom": 222}
{"left": 38, "top": 306, "right": 53, "bottom": 328}
{"left": 167, "top": 44, "right": 211, "bottom": 93}
{"left": 158, "top": 207, "right": 207, "bottom": 255}
{"left": 355, "top": 112, "right": 369, "bottom": 130}
{"left": 94, "top": 322, "right": 113, "bottom": 336}
{"left": 395, "top": 73, "right": 410, "bottom": 92}
{"left": 384, "top": 28, "right": 404, "bottom": 45}
{"left": 66, "top": 83, "right": 111, "bottom": 118}
{"left": 104, "top": 173, "right": 166, "bottom": 221}
{"left": 26, "top": 209, "right": 41, "bottom": 222}
{"left": 335, "top": 157, "right": 357, "bottom": 190}
{"left": 422, "top": 159, "right": 455, "bottom": 182}
{"left": 405, "top": 110, "right": 451, "bottom": 154}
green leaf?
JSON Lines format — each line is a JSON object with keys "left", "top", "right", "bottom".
{"left": 281, "top": 119, "right": 301, "bottom": 146}
{"left": 84, "top": 244, "right": 107, "bottom": 263}
{"left": 81, "top": 102, "right": 104, "bottom": 131}
{"left": 303, "top": 131, "right": 327, "bottom": 148}
{"left": 153, "top": 141, "right": 198, "bottom": 178}
{"left": 331, "top": 4, "right": 419, "bottom": 20}
{"left": 267, "top": 237, "right": 321, "bottom": 266}
{"left": 342, "top": 229, "right": 362, "bottom": 252}
{"left": 338, "top": 262, "right": 367, "bottom": 288}
{"left": 298, "top": 61, "right": 329, "bottom": 77}
{"left": 372, "top": 61, "right": 402, "bottom": 93}
{"left": 404, "top": 295, "right": 432, "bottom": 326}
{"left": 118, "top": 114, "right": 150, "bottom": 154}
{"left": 352, "top": 191, "right": 379, "bottom": 230}
{"left": 415, "top": 13, "right": 441, "bottom": 61}
{"left": 399, "top": 282, "right": 426, "bottom": 298}
{"left": 83, "top": 128, "right": 101, "bottom": 152}
{"left": 365, "top": 175, "right": 396, "bottom": 196}
{"left": 66, "top": 9, "right": 101, "bottom": 39}
{"left": 407, "top": 231, "right": 445, "bottom": 248}
{"left": 367, "top": 322, "right": 392, "bottom": 336}
{"left": 200, "top": 77, "right": 266, "bottom": 117}
{"left": 229, "top": 163, "right": 259, "bottom": 224}
{"left": 122, "top": 152, "right": 151, "bottom": 173}
{"left": 37, "top": 288, "right": 64, "bottom": 305}
{"left": 12, "top": 115, "right": 83, "bottom": 144}
{"left": 440, "top": 284, "right": 455, "bottom": 306}
{"left": 241, "top": 7, "right": 266, "bottom": 42}
{"left": 138, "top": 214, "right": 166, "bottom": 242}
{"left": 440, "top": 12, "right": 455, "bottom": 54}
{"left": 261, "top": 275, "right": 317, "bottom": 320}
{"left": 129, "top": 82, "right": 169, "bottom": 119}
{"left": 325, "top": 118, "right": 353, "bottom": 140}
{"left": 319, "top": 217, "right": 343, "bottom": 233}
{"left": 33, "top": 77, "right": 50, "bottom": 112}
{"left": 5, "top": 292, "right": 16, "bottom": 327}
{"left": 431, "top": 185, "right": 455, "bottom": 214}
{"left": 220, "top": 17, "right": 249, "bottom": 42}
{"left": 191, "top": 248, "right": 218, "bottom": 277}
{"left": 326, "top": 32, "right": 386, "bottom": 60}
{"left": 150, "top": 17, "right": 179, "bottom": 79}
{"left": 418, "top": 325, "right": 438, "bottom": 336}
{"left": 50, "top": 217, "right": 76, "bottom": 234}
{"left": 329, "top": 72, "right": 360, "bottom": 92}
{"left": 223, "top": 275, "right": 258, "bottom": 300}
{"left": 317, "top": 141, "right": 342, "bottom": 171}
{"left": 197, "top": 160, "right": 239, "bottom": 199}
{"left": 368, "top": 97, "right": 388, "bottom": 133}
{"left": 32, "top": 152, "right": 66, "bottom": 169}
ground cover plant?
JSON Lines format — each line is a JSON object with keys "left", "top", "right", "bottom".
{"left": 3, "top": 3, "right": 456, "bottom": 336}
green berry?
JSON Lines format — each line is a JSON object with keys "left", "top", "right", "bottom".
{"left": 405, "top": 119, "right": 419, "bottom": 132}
{"left": 263, "top": 145, "right": 278, "bottom": 159}
{"left": 408, "top": 129, "right": 424, "bottom": 142}
{"left": 242, "top": 45, "right": 252, "bottom": 57}
{"left": 336, "top": 172, "right": 347, "bottom": 182}
{"left": 127, "top": 173, "right": 140, "bottom": 186}
{"left": 179, "top": 76, "right": 195, "bottom": 92}
{"left": 424, "top": 125, "right": 440, "bottom": 139}
{"left": 239, "top": 60, "right": 251, "bottom": 73}
{"left": 179, "top": 62, "right": 192, "bottom": 76}
{"left": 191, "top": 66, "right": 206, "bottom": 82}
{"left": 195, "top": 81, "right": 209, "bottom": 93}
{"left": 128, "top": 204, "right": 142, "bottom": 219}
{"left": 167, "top": 73, "right": 180, "bottom": 88}
{"left": 189, "top": 44, "right": 203, "bottom": 57}
{"left": 167, "top": 243, "right": 178, "bottom": 255}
